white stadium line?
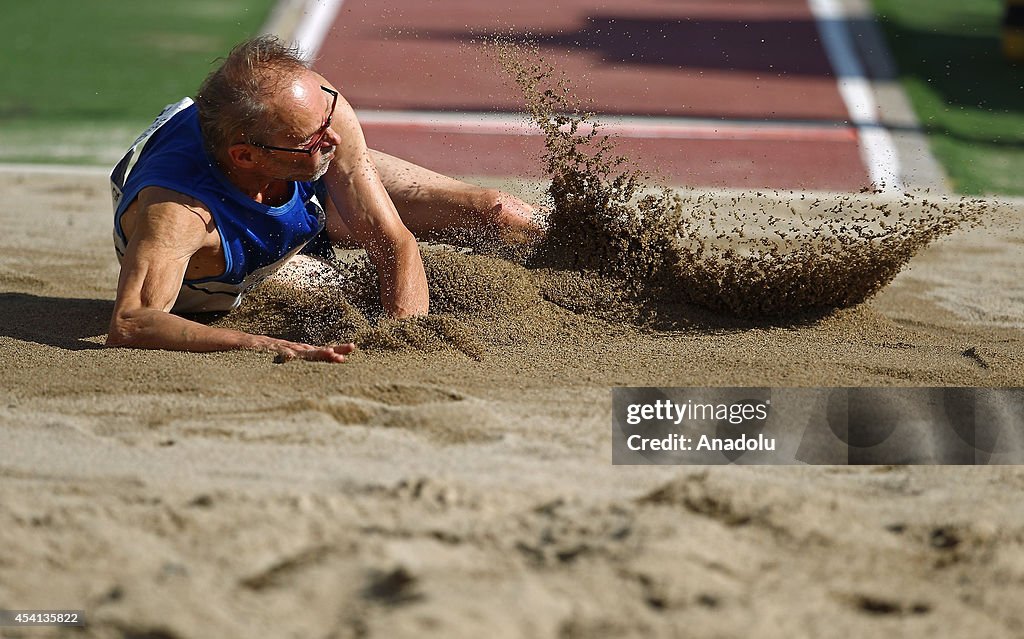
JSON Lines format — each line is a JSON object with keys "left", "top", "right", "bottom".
{"left": 298, "top": 0, "right": 884, "bottom": 163}
{"left": 0, "top": 163, "right": 111, "bottom": 176}
{"left": 0, "top": 1, "right": 965, "bottom": 196}
{"left": 353, "top": 110, "right": 858, "bottom": 143}
{"left": 808, "top": 0, "right": 903, "bottom": 190}
{"left": 293, "top": 0, "right": 346, "bottom": 61}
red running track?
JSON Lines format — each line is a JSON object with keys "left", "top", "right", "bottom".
{"left": 314, "top": 0, "right": 871, "bottom": 190}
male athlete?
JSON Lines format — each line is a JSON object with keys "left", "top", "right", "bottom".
{"left": 107, "top": 36, "right": 540, "bottom": 363}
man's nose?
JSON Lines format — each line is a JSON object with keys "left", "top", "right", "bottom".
{"left": 322, "top": 126, "right": 342, "bottom": 147}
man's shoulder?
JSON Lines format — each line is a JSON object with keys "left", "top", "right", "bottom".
{"left": 134, "top": 186, "right": 215, "bottom": 229}
{"left": 137, "top": 185, "right": 209, "bottom": 212}
{"left": 117, "top": 184, "right": 215, "bottom": 256}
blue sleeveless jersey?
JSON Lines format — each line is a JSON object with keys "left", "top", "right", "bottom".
{"left": 110, "top": 99, "right": 329, "bottom": 313}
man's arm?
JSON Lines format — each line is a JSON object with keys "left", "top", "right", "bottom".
{"left": 107, "top": 190, "right": 354, "bottom": 362}
{"left": 322, "top": 93, "right": 429, "bottom": 317}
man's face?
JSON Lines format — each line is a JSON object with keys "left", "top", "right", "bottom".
{"left": 256, "top": 72, "right": 339, "bottom": 182}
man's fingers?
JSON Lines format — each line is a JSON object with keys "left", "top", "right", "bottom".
{"left": 273, "top": 347, "right": 298, "bottom": 364}
{"left": 298, "top": 347, "right": 349, "bottom": 362}
{"left": 293, "top": 343, "right": 354, "bottom": 363}
{"left": 272, "top": 341, "right": 355, "bottom": 363}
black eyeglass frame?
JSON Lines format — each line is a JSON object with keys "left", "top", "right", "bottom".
{"left": 248, "top": 85, "right": 339, "bottom": 155}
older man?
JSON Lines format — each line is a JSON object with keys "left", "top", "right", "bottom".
{"left": 107, "top": 36, "right": 539, "bottom": 362}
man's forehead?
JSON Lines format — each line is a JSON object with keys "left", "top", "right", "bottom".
{"left": 271, "top": 72, "right": 332, "bottom": 134}
{"left": 277, "top": 71, "right": 330, "bottom": 107}
{"left": 284, "top": 76, "right": 316, "bottom": 103}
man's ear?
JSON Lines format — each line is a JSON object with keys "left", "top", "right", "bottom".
{"left": 227, "top": 143, "right": 259, "bottom": 169}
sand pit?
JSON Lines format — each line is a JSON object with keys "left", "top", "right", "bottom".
{"left": 3, "top": 39, "right": 1024, "bottom": 634}
{"left": 1, "top": 159, "right": 1024, "bottom": 638}
{"left": 0, "top": 49, "right": 1022, "bottom": 634}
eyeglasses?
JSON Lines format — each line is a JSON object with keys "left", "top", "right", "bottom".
{"left": 249, "top": 85, "right": 338, "bottom": 155}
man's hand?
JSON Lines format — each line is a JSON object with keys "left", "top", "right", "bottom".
{"left": 251, "top": 336, "right": 357, "bottom": 363}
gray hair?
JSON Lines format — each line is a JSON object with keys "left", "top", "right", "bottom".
{"left": 195, "top": 35, "right": 310, "bottom": 158}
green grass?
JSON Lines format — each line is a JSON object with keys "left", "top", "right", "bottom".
{"left": 0, "top": 0, "right": 275, "bottom": 165}
{"left": 871, "top": 0, "right": 1024, "bottom": 195}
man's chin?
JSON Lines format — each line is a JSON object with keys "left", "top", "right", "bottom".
{"left": 311, "top": 159, "right": 332, "bottom": 181}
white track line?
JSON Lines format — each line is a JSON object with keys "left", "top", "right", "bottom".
{"left": 293, "top": 0, "right": 345, "bottom": 61}
{"left": 295, "top": 0, "right": 893, "bottom": 174}
{"left": 354, "top": 110, "right": 857, "bottom": 143}
{"left": 0, "top": 163, "right": 110, "bottom": 176}
{"left": 808, "top": 0, "right": 902, "bottom": 190}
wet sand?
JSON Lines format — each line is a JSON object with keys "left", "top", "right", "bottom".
{"left": 1, "top": 167, "right": 1023, "bottom": 638}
